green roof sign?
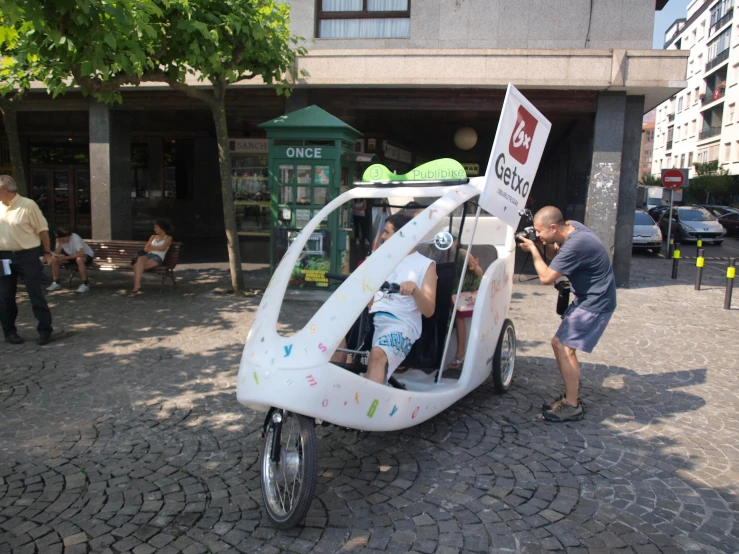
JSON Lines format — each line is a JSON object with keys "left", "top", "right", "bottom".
{"left": 363, "top": 158, "right": 467, "bottom": 182}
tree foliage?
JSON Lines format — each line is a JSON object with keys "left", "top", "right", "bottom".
{"left": 638, "top": 173, "right": 661, "bottom": 187}
{"left": 3, "top": 0, "right": 306, "bottom": 291}
{"left": 687, "top": 161, "right": 738, "bottom": 205}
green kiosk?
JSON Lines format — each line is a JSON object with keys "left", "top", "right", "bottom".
{"left": 260, "top": 106, "right": 365, "bottom": 287}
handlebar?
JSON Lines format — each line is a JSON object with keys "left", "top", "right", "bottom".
{"left": 324, "top": 272, "right": 348, "bottom": 282}
{"left": 323, "top": 272, "right": 399, "bottom": 293}
{"left": 380, "top": 282, "right": 400, "bottom": 293}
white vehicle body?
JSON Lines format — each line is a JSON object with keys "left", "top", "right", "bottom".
{"left": 236, "top": 177, "right": 515, "bottom": 432}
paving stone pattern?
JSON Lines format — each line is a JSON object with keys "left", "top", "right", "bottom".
{"left": 0, "top": 257, "right": 738, "bottom": 554}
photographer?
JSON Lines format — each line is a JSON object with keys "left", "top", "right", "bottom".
{"left": 517, "top": 206, "right": 616, "bottom": 423}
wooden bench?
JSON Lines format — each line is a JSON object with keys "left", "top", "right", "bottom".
{"left": 65, "top": 240, "right": 183, "bottom": 292}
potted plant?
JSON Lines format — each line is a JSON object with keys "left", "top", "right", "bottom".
{"left": 699, "top": 92, "right": 706, "bottom": 100}
{"left": 718, "top": 80, "right": 727, "bottom": 91}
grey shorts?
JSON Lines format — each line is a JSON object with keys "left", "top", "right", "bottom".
{"left": 555, "top": 304, "right": 613, "bottom": 353}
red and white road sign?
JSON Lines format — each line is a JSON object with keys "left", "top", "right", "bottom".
{"left": 661, "top": 168, "right": 685, "bottom": 190}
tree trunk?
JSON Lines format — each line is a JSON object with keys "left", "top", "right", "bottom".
{"left": 210, "top": 90, "right": 245, "bottom": 293}
{"left": 0, "top": 102, "right": 27, "bottom": 196}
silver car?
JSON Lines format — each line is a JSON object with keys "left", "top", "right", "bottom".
{"left": 659, "top": 207, "right": 726, "bottom": 244}
{"left": 633, "top": 209, "right": 662, "bottom": 252}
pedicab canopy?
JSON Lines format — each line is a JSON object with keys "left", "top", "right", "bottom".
{"left": 259, "top": 106, "right": 363, "bottom": 287}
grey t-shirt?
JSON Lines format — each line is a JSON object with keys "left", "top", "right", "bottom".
{"left": 549, "top": 221, "right": 617, "bottom": 313}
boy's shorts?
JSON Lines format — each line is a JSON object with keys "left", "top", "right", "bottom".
{"left": 371, "top": 312, "right": 417, "bottom": 379}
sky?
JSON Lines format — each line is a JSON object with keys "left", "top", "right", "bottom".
{"left": 653, "top": 0, "right": 692, "bottom": 48}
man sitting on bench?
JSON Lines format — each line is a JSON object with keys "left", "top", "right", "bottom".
{"left": 332, "top": 212, "right": 437, "bottom": 384}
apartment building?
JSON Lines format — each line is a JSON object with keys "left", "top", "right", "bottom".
{"left": 652, "top": 0, "right": 738, "bottom": 177}
{"left": 640, "top": 120, "right": 656, "bottom": 178}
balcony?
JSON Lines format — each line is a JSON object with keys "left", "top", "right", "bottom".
{"left": 667, "top": 113, "right": 675, "bottom": 122}
{"left": 706, "top": 48, "right": 730, "bottom": 72}
{"left": 710, "top": 8, "right": 733, "bottom": 37}
{"left": 698, "top": 125, "right": 722, "bottom": 140}
{"left": 701, "top": 88, "right": 726, "bottom": 105}
{"left": 666, "top": 140, "right": 673, "bottom": 150}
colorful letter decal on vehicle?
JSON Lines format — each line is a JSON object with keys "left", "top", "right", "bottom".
{"left": 306, "top": 375, "right": 317, "bottom": 387}
{"left": 390, "top": 405, "right": 398, "bottom": 417}
{"left": 367, "top": 399, "right": 379, "bottom": 418}
{"left": 253, "top": 372, "right": 259, "bottom": 385}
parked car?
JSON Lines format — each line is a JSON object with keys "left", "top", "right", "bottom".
{"left": 718, "top": 212, "right": 739, "bottom": 236}
{"left": 658, "top": 206, "right": 726, "bottom": 244}
{"left": 648, "top": 205, "right": 671, "bottom": 221}
{"left": 632, "top": 209, "right": 662, "bottom": 252}
{"left": 695, "top": 205, "right": 739, "bottom": 218}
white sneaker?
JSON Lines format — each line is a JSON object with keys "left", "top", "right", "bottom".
{"left": 47, "top": 282, "right": 62, "bottom": 291}
{"left": 76, "top": 284, "right": 89, "bottom": 293}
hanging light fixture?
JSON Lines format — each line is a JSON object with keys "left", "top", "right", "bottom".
{"left": 454, "top": 126, "right": 478, "bottom": 150}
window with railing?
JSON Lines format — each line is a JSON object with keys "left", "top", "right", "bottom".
{"left": 316, "top": 0, "right": 411, "bottom": 38}
{"left": 699, "top": 125, "right": 722, "bottom": 140}
{"left": 707, "top": 28, "right": 731, "bottom": 70}
{"left": 710, "top": 0, "right": 733, "bottom": 35}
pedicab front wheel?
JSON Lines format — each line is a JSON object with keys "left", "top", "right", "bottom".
{"left": 492, "top": 319, "right": 516, "bottom": 393}
{"left": 261, "top": 410, "right": 317, "bottom": 529}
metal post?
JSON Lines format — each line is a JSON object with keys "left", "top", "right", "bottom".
{"left": 668, "top": 238, "right": 675, "bottom": 258}
{"left": 696, "top": 238, "right": 702, "bottom": 258}
{"left": 724, "top": 257, "right": 736, "bottom": 310}
{"left": 694, "top": 248, "right": 704, "bottom": 290}
{"left": 665, "top": 190, "right": 675, "bottom": 258}
{"left": 437, "top": 205, "right": 482, "bottom": 383}
{"left": 671, "top": 247, "right": 680, "bottom": 279}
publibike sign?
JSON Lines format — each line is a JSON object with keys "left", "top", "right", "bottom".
{"left": 477, "top": 84, "right": 552, "bottom": 228}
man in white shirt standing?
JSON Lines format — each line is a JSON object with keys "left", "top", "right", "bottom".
{"left": 0, "top": 175, "right": 53, "bottom": 345}
{"left": 47, "top": 228, "right": 95, "bottom": 293}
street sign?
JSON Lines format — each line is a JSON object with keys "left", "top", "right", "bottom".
{"left": 661, "top": 168, "right": 687, "bottom": 190}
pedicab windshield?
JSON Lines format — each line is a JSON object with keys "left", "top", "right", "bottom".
{"left": 274, "top": 185, "right": 483, "bottom": 337}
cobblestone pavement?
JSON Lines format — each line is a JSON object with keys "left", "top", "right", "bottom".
{"left": 0, "top": 254, "right": 738, "bottom": 554}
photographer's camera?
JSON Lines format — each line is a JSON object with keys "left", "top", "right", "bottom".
{"left": 516, "top": 226, "right": 537, "bottom": 242}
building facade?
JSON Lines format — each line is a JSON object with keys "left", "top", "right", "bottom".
{"left": 1, "top": 0, "right": 687, "bottom": 286}
{"left": 640, "top": 120, "right": 656, "bottom": 179}
{"left": 652, "top": 0, "right": 738, "bottom": 179}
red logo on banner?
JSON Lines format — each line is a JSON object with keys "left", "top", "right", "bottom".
{"left": 509, "top": 106, "right": 538, "bottom": 165}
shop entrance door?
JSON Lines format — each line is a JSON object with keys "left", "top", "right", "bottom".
{"left": 30, "top": 168, "right": 91, "bottom": 238}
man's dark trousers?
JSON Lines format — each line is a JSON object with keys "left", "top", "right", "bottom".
{"left": 0, "top": 248, "right": 52, "bottom": 337}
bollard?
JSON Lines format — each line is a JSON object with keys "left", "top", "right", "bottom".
{"left": 671, "top": 248, "right": 680, "bottom": 279}
{"left": 694, "top": 248, "right": 705, "bottom": 290}
{"left": 696, "top": 239, "right": 702, "bottom": 258}
{"left": 668, "top": 238, "right": 674, "bottom": 258}
{"left": 724, "top": 257, "right": 736, "bottom": 310}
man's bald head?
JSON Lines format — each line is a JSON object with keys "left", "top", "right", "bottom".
{"left": 534, "top": 206, "right": 565, "bottom": 228}
{"left": 0, "top": 175, "right": 18, "bottom": 193}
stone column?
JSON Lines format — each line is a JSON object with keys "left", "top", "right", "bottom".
{"left": 89, "top": 100, "right": 132, "bottom": 239}
{"left": 613, "top": 96, "right": 645, "bottom": 288}
{"left": 585, "top": 92, "right": 626, "bottom": 262}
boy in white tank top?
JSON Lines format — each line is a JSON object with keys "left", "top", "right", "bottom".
{"left": 333, "top": 212, "right": 437, "bottom": 384}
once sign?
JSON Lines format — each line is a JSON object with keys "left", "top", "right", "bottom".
{"left": 661, "top": 168, "right": 686, "bottom": 190}
{"left": 286, "top": 147, "right": 323, "bottom": 159}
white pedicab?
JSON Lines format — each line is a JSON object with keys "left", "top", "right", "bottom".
{"left": 236, "top": 176, "right": 518, "bottom": 528}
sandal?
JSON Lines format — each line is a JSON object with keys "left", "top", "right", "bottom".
{"left": 128, "top": 290, "right": 142, "bottom": 298}
{"left": 447, "top": 358, "right": 464, "bottom": 370}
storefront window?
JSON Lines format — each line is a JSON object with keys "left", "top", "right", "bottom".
{"left": 233, "top": 148, "right": 269, "bottom": 235}
{"left": 131, "top": 142, "right": 149, "bottom": 198}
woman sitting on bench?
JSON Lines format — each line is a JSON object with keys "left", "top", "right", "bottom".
{"left": 129, "top": 220, "right": 173, "bottom": 298}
